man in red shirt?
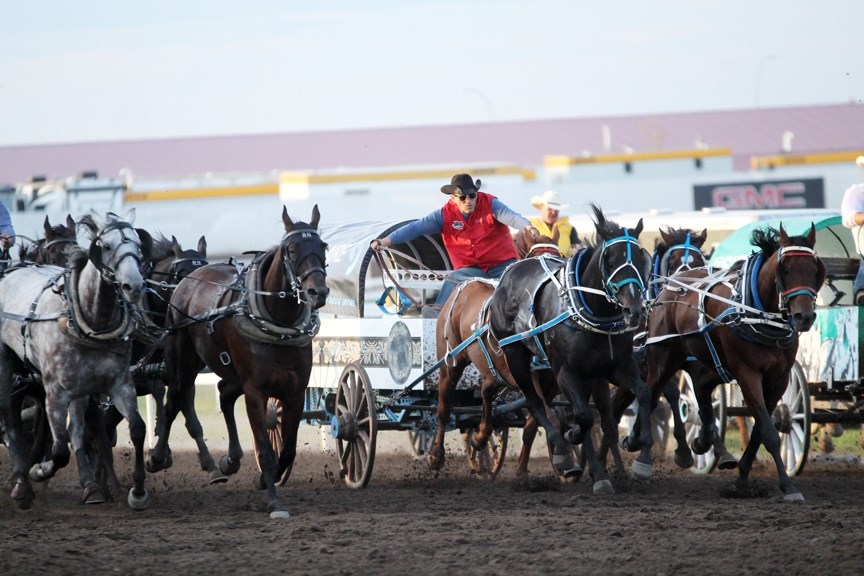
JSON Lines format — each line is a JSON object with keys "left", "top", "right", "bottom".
{"left": 371, "top": 173, "right": 539, "bottom": 315}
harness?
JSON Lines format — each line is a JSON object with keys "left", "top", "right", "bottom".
{"left": 649, "top": 233, "right": 710, "bottom": 300}
{"left": 646, "top": 244, "right": 819, "bottom": 382}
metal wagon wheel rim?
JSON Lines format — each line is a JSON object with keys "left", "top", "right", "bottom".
{"left": 676, "top": 370, "right": 727, "bottom": 475}
{"left": 776, "top": 362, "right": 810, "bottom": 477}
{"left": 334, "top": 363, "right": 378, "bottom": 489}
{"left": 462, "top": 426, "right": 508, "bottom": 480}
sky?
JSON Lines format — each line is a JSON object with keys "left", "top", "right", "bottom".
{"left": 1, "top": 0, "right": 862, "bottom": 147}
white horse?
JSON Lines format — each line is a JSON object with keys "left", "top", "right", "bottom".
{"left": 0, "top": 209, "right": 152, "bottom": 510}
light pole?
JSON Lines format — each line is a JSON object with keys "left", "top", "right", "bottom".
{"left": 755, "top": 54, "right": 777, "bottom": 108}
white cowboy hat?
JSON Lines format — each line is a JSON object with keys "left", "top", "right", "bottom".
{"left": 530, "top": 190, "right": 569, "bottom": 210}
{"left": 856, "top": 156, "right": 864, "bottom": 168}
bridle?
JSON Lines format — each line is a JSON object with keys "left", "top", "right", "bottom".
{"left": 89, "top": 222, "right": 145, "bottom": 292}
{"left": 599, "top": 229, "right": 648, "bottom": 304}
{"left": 280, "top": 228, "right": 327, "bottom": 302}
{"left": 773, "top": 244, "right": 822, "bottom": 313}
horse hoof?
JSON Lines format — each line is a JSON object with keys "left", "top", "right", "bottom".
{"left": 620, "top": 436, "right": 639, "bottom": 453}
{"left": 268, "top": 502, "right": 290, "bottom": 519}
{"left": 560, "top": 464, "right": 583, "bottom": 483}
{"left": 630, "top": 459, "right": 652, "bottom": 480}
{"left": 426, "top": 453, "right": 444, "bottom": 471}
{"left": 784, "top": 492, "right": 805, "bottom": 502}
{"left": 717, "top": 454, "right": 739, "bottom": 470}
{"left": 254, "top": 473, "right": 267, "bottom": 491}
{"left": 219, "top": 455, "right": 241, "bottom": 476}
{"left": 82, "top": 482, "right": 106, "bottom": 505}
{"left": 28, "top": 465, "right": 51, "bottom": 483}
{"left": 11, "top": 479, "right": 35, "bottom": 510}
{"left": 674, "top": 450, "right": 695, "bottom": 470}
{"left": 593, "top": 479, "right": 615, "bottom": 494}
{"left": 127, "top": 487, "right": 150, "bottom": 511}
{"left": 208, "top": 470, "right": 229, "bottom": 485}
{"left": 690, "top": 438, "right": 709, "bottom": 456}
{"left": 468, "top": 434, "right": 487, "bottom": 451}
{"left": 552, "top": 453, "right": 577, "bottom": 477}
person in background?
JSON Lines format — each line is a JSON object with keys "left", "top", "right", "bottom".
{"left": 0, "top": 201, "right": 16, "bottom": 272}
{"left": 529, "top": 190, "right": 582, "bottom": 256}
{"left": 370, "top": 173, "right": 539, "bottom": 316}
{"left": 840, "top": 156, "right": 864, "bottom": 306}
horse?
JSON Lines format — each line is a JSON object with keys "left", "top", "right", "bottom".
{"left": 642, "top": 224, "right": 825, "bottom": 500}
{"left": 160, "top": 206, "right": 328, "bottom": 517}
{"left": 18, "top": 215, "right": 79, "bottom": 266}
{"left": 0, "top": 209, "right": 152, "bottom": 510}
{"left": 486, "top": 204, "right": 654, "bottom": 493}
{"left": 607, "top": 226, "right": 711, "bottom": 469}
{"left": 427, "top": 227, "right": 567, "bottom": 475}
{"left": 95, "top": 234, "right": 217, "bottom": 480}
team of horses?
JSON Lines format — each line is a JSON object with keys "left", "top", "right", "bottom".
{"left": 0, "top": 202, "right": 827, "bottom": 517}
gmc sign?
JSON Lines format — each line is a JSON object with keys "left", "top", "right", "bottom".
{"left": 694, "top": 178, "right": 824, "bottom": 210}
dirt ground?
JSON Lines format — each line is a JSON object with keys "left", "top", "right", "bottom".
{"left": 1, "top": 430, "right": 863, "bottom": 576}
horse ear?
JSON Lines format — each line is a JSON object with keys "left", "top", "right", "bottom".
{"left": 43, "top": 215, "right": 52, "bottom": 237}
{"left": 697, "top": 228, "right": 708, "bottom": 246}
{"left": 282, "top": 205, "right": 295, "bottom": 233}
{"left": 807, "top": 223, "right": 816, "bottom": 246}
{"left": 634, "top": 218, "right": 644, "bottom": 237}
{"left": 124, "top": 207, "right": 137, "bottom": 225}
{"left": 659, "top": 227, "right": 672, "bottom": 245}
{"left": 197, "top": 235, "right": 207, "bottom": 257}
{"left": 310, "top": 204, "right": 320, "bottom": 230}
{"left": 171, "top": 235, "right": 182, "bottom": 257}
{"left": 779, "top": 223, "right": 789, "bottom": 244}
{"left": 136, "top": 228, "right": 153, "bottom": 261}
{"left": 66, "top": 214, "right": 76, "bottom": 231}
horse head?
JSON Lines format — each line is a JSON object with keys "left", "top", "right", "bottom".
{"left": 515, "top": 226, "right": 561, "bottom": 259}
{"left": 167, "top": 235, "right": 208, "bottom": 283}
{"left": 18, "top": 214, "right": 79, "bottom": 265}
{"left": 590, "top": 204, "right": 651, "bottom": 328}
{"left": 79, "top": 209, "right": 151, "bottom": 305}
{"left": 281, "top": 204, "right": 329, "bottom": 309}
{"left": 774, "top": 223, "right": 825, "bottom": 332}
{"left": 657, "top": 226, "right": 708, "bottom": 277}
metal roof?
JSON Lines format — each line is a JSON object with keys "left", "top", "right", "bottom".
{"left": 1, "top": 103, "right": 862, "bottom": 184}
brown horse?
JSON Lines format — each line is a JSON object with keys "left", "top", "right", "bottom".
{"left": 428, "top": 227, "right": 573, "bottom": 476}
{"left": 161, "top": 206, "right": 328, "bottom": 517}
{"left": 642, "top": 224, "right": 825, "bottom": 500}
{"left": 18, "top": 215, "right": 78, "bottom": 265}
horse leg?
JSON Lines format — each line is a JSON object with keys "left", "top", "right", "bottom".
{"left": 176, "top": 376, "right": 227, "bottom": 484}
{"left": 429, "top": 361, "right": 463, "bottom": 470}
{"left": 690, "top": 373, "right": 738, "bottom": 470}
{"left": 109, "top": 376, "right": 150, "bottom": 510}
{"left": 592, "top": 381, "right": 625, "bottom": 475}
{"left": 516, "top": 414, "right": 538, "bottom": 480}
{"left": 217, "top": 379, "right": 245, "bottom": 476}
{"left": 558, "top": 374, "right": 612, "bottom": 493}
{"left": 69, "top": 398, "right": 107, "bottom": 505}
{"left": 245, "top": 391, "right": 290, "bottom": 518}
{"left": 84, "top": 397, "right": 122, "bottom": 502}
{"left": 0, "top": 367, "right": 35, "bottom": 509}
{"left": 469, "top": 373, "right": 500, "bottom": 450}
{"left": 273, "top": 398, "right": 304, "bottom": 487}
{"left": 661, "top": 377, "right": 694, "bottom": 469}
{"left": 29, "top": 389, "right": 72, "bottom": 482}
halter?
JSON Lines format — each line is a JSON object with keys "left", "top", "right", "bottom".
{"left": 91, "top": 222, "right": 144, "bottom": 289}
{"left": 526, "top": 243, "right": 562, "bottom": 258}
{"left": 774, "top": 244, "right": 820, "bottom": 312}
{"left": 599, "top": 229, "right": 647, "bottom": 303}
{"left": 280, "top": 228, "right": 327, "bottom": 302}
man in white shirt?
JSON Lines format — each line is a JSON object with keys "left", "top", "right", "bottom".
{"left": 840, "top": 156, "right": 864, "bottom": 305}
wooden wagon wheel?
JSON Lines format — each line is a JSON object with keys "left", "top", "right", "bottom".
{"left": 676, "top": 370, "right": 727, "bottom": 475}
{"left": 253, "top": 398, "right": 285, "bottom": 474}
{"left": 775, "top": 362, "right": 810, "bottom": 477}
{"left": 462, "top": 426, "right": 508, "bottom": 480}
{"left": 333, "top": 363, "right": 378, "bottom": 489}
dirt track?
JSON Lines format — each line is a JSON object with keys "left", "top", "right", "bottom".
{"left": 2, "top": 433, "right": 863, "bottom": 576}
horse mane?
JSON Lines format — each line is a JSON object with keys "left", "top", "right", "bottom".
{"left": 656, "top": 226, "right": 706, "bottom": 253}
{"left": 148, "top": 234, "right": 174, "bottom": 262}
{"left": 586, "top": 203, "right": 628, "bottom": 248}
{"left": 749, "top": 226, "right": 781, "bottom": 256}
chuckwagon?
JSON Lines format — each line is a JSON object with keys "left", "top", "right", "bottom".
{"left": 261, "top": 220, "right": 527, "bottom": 488}
{"left": 674, "top": 214, "right": 864, "bottom": 476}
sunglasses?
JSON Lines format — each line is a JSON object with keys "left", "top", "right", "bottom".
{"left": 453, "top": 192, "right": 477, "bottom": 201}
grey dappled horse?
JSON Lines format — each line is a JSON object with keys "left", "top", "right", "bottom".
{"left": 0, "top": 209, "right": 152, "bottom": 510}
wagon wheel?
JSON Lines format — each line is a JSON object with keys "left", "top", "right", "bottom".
{"left": 676, "top": 370, "right": 727, "bottom": 475}
{"left": 408, "top": 430, "right": 435, "bottom": 457}
{"left": 253, "top": 398, "right": 284, "bottom": 473}
{"left": 462, "top": 427, "right": 508, "bottom": 480}
{"left": 333, "top": 363, "right": 378, "bottom": 489}
{"left": 775, "top": 362, "right": 810, "bottom": 477}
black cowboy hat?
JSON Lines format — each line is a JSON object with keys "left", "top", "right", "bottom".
{"left": 441, "top": 173, "right": 481, "bottom": 195}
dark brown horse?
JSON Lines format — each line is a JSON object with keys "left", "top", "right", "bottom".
{"left": 642, "top": 224, "right": 825, "bottom": 500}
{"left": 160, "top": 206, "right": 328, "bottom": 517}
{"left": 18, "top": 215, "right": 78, "bottom": 265}
{"left": 428, "top": 228, "right": 569, "bottom": 475}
